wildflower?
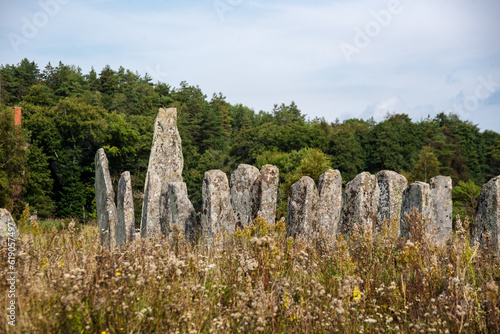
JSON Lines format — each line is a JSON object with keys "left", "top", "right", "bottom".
{"left": 364, "top": 318, "right": 377, "bottom": 323}
{"left": 116, "top": 268, "right": 121, "bottom": 276}
{"left": 353, "top": 286, "right": 361, "bottom": 300}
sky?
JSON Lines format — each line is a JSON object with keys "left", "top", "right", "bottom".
{"left": 1, "top": 0, "right": 499, "bottom": 131}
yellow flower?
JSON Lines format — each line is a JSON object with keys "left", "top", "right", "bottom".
{"left": 353, "top": 286, "right": 361, "bottom": 300}
{"left": 58, "top": 261, "right": 64, "bottom": 268}
{"left": 41, "top": 258, "right": 48, "bottom": 269}
{"left": 116, "top": 268, "right": 121, "bottom": 276}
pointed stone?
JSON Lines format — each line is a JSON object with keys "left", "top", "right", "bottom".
{"left": 160, "top": 181, "right": 197, "bottom": 242}
{"left": 286, "top": 176, "right": 319, "bottom": 238}
{"left": 201, "top": 170, "right": 236, "bottom": 243}
{"left": 376, "top": 170, "right": 408, "bottom": 232}
{"left": 430, "top": 176, "right": 452, "bottom": 244}
{"left": 141, "top": 108, "right": 184, "bottom": 238}
{"left": 317, "top": 169, "right": 342, "bottom": 235}
{"left": 230, "top": 164, "right": 260, "bottom": 228}
{"left": 400, "top": 182, "right": 433, "bottom": 239}
{"left": 251, "top": 164, "right": 279, "bottom": 226}
{"left": 339, "top": 172, "right": 380, "bottom": 235}
{"left": 95, "top": 148, "right": 118, "bottom": 247}
{"left": 117, "top": 171, "right": 135, "bottom": 245}
{"left": 0, "top": 209, "right": 19, "bottom": 245}
{"left": 472, "top": 176, "right": 500, "bottom": 254}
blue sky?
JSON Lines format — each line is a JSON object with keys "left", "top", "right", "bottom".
{"left": 1, "top": 0, "right": 499, "bottom": 131}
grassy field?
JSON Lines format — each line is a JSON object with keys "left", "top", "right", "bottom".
{"left": 1, "top": 213, "right": 499, "bottom": 333}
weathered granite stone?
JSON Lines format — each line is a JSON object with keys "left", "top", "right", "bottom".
{"left": 251, "top": 164, "right": 279, "bottom": 226}
{"left": 160, "top": 181, "right": 197, "bottom": 241}
{"left": 230, "top": 164, "right": 260, "bottom": 228}
{"left": 472, "top": 176, "right": 500, "bottom": 253}
{"left": 95, "top": 148, "right": 118, "bottom": 247}
{"left": 376, "top": 170, "right": 408, "bottom": 232}
{"left": 286, "top": 176, "right": 319, "bottom": 238}
{"left": 0, "top": 209, "right": 19, "bottom": 244}
{"left": 430, "top": 176, "right": 452, "bottom": 244}
{"left": 201, "top": 170, "right": 236, "bottom": 243}
{"left": 317, "top": 169, "right": 342, "bottom": 235}
{"left": 141, "top": 108, "right": 184, "bottom": 238}
{"left": 117, "top": 171, "right": 135, "bottom": 245}
{"left": 339, "top": 172, "right": 380, "bottom": 234}
{"left": 400, "top": 182, "right": 433, "bottom": 239}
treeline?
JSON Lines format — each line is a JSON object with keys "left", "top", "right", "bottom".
{"left": 1, "top": 58, "right": 499, "bottom": 222}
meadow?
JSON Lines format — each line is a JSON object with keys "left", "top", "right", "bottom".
{"left": 1, "top": 212, "right": 499, "bottom": 333}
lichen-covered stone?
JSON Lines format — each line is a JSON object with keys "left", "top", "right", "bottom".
{"left": 0, "top": 209, "right": 19, "bottom": 244}
{"left": 201, "top": 170, "right": 236, "bottom": 243}
{"left": 430, "top": 176, "right": 452, "bottom": 244}
{"left": 286, "top": 176, "right": 319, "bottom": 238}
{"left": 400, "top": 182, "right": 433, "bottom": 239}
{"left": 376, "top": 170, "right": 407, "bottom": 232}
{"left": 160, "top": 181, "right": 197, "bottom": 242}
{"left": 317, "top": 169, "right": 342, "bottom": 235}
{"left": 251, "top": 164, "right": 279, "bottom": 226}
{"left": 231, "top": 164, "right": 260, "bottom": 228}
{"left": 117, "top": 171, "right": 135, "bottom": 245}
{"left": 339, "top": 172, "right": 380, "bottom": 234}
{"left": 95, "top": 148, "right": 118, "bottom": 247}
{"left": 472, "top": 176, "right": 500, "bottom": 253}
{"left": 141, "top": 108, "right": 183, "bottom": 238}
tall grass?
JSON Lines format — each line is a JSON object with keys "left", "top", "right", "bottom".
{"left": 1, "top": 212, "right": 499, "bottom": 333}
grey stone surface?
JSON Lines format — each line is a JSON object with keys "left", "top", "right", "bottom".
{"left": 0, "top": 209, "right": 19, "bottom": 244}
{"left": 141, "top": 108, "right": 184, "bottom": 238}
{"left": 430, "top": 176, "right": 452, "bottom": 244}
{"left": 317, "top": 169, "right": 342, "bottom": 235}
{"left": 472, "top": 175, "right": 500, "bottom": 253}
{"left": 400, "top": 181, "right": 433, "bottom": 239}
{"left": 376, "top": 170, "right": 408, "bottom": 232}
{"left": 339, "top": 172, "right": 380, "bottom": 234}
{"left": 251, "top": 164, "right": 279, "bottom": 226}
{"left": 286, "top": 176, "right": 319, "bottom": 238}
{"left": 230, "top": 164, "right": 260, "bottom": 228}
{"left": 160, "top": 181, "right": 197, "bottom": 241}
{"left": 95, "top": 148, "right": 118, "bottom": 247}
{"left": 201, "top": 170, "right": 236, "bottom": 243}
{"left": 117, "top": 171, "right": 135, "bottom": 245}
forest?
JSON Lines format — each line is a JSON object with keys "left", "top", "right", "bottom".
{"left": 1, "top": 58, "right": 499, "bottom": 222}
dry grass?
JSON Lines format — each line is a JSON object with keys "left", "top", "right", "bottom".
{"left": 1, "top": 212, "right": 499, "bottom": 333}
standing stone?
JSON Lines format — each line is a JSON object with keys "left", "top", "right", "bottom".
{"left": 400, "top": 182, "right": 433, "bottom": 239}
{"left": 472, "top": 176, "right": 500, "bottom": 253}
{"left": 317, "top": 169, "right": 342, "bottom": 235}
{"left": 376, "top": 170, "right": 408, "bottom": 232}
{"left": 160, "top": 181, "right": 197, "bottom": 242}
{"left": 201, "top": 170, "right": 236, "bottom": 243}
{"left": 0, "top": 209, "right": 19, "bottom": 244}
{"left": 251, "top": 164, "right": 279, "bottom": 226}
{"left": 430, "top": 176, "right": 452, "bottom": 244}
{"left": 117, "top": 171, "right": 135, "bottom": 245}
{"left": 95, "top": 148, "right": 118, "bottom": 247}
{"left": 231, "top": 164, "right": 260, "bottom": 228}
{"left": 339, "top": 172, "right": 380, "bottom": 235}
{"left": 141, "top": 108, "right": 183, "bottom": 238}
{"left": 286, "top": 176, "right": 319, "bottom": 238}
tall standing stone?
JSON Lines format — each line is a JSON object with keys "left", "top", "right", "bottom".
{"left": 376, "top": 170, "right": 408, "bottom": 232}
{"left": 251, "top": 164, "right": 279, "bottom": 226}
{"left": 95, "top": 148, "right": 118, "bottom": 247}
{"left": 400, "top": 182, "right": 433, "bottom": 239}
{"left": 317, "top": 169, "right": 342, "bottom": 235}
{"left": 141, "top": 108, "right": 183, "bottom": 238}
{"left": 117, "top": 171, "right": 135, "bottom": 245}
{"left": 338, "top": 172, "right": 380, "bottom": 235}
{"left": 472, "top": 176, "right": 500, "bottom": 253}
{"left": 231, "top": 164, "right": 260, "bottom": 228}
{"left": 430, "top": 176, "right": 452, "bottom": 244}
{"left": 0, "top": 209, "right": 19, "bottom": 245}
{"left": 201, "top": 170, "right": 236, "bottom": 243}
{"left": 160, "top": 181, "right": 197, "bottom": 242}
{"left": 286, "top": 176, "right": 319, "bottom": 238}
